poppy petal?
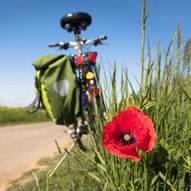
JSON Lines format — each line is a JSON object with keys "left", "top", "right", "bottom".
{"left": 137, "top": 116, "right": 156, "bottom": 152}
{"left": 103, "top": 142, "right": 140, "bottom": 161}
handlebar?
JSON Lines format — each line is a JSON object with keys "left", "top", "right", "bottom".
{"left": 86, "top": 35, "right": 107, "bottom": 46}
{"left": 48, "top": 42, "right": 60, "bottom": 47}
{"left": 48, "top": 42, "right": 69, "bottom": 49}
{"left": 48, "top": 35, "right": 107, "bottom": 49}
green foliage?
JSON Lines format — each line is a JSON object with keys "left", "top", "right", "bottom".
{"left": 0, "top": 107, "right": 49, "bottom": 126}
{"left": 81, "top": 23, "right": 191, "bottom": 190}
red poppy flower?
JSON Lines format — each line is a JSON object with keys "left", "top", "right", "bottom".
{"left": 102, "top": 106, "right": 156, "bottom": 161}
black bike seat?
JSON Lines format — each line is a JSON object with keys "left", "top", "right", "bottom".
{"left": 60, "top": 12, "right": 92, "bottom": 32}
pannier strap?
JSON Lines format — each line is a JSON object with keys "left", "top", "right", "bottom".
{"left": 26, "top": 92, "right": 41, "bottom": 113}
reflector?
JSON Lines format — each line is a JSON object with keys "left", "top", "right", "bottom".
{"left": 88, "top": 52, "right": 97, "bottom": 63}
{"left": 74, "top": 52, "right": 97, "bottom": 65}
{"left": 90, "top": 86, "right": 99, "bottom": 96}
{"left": 74, "top": 55, "right": 84, "bottom": 65}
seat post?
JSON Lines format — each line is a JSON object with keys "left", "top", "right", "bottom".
{"left": 73, "top": 28, "right": 82, "bottom": 54}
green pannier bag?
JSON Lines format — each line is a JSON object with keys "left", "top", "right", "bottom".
{"left": 28, "top": 54, "right": 80, "bottom": 125}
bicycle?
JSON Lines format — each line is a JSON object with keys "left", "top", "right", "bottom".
{"left": 48, "top": 12, "right": 107, "bottom": 150}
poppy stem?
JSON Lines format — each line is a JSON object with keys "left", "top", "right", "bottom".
{"left": 143, "top": 162, "right": 148, "bottom": 191}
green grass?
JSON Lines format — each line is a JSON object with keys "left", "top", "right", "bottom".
{"left": 0, "top": 107, "right": 49, "bottom": 126}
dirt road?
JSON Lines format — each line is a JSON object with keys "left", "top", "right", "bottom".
{"left": 0, "top": 122, "right": 71, "bottom": 191}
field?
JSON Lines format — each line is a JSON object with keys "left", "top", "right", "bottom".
{"left": 0, "top": 107, "right": 49, "bottom": 126}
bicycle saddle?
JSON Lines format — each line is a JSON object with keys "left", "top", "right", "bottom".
{"left": 60, "top": 12, "right": 92, "bottom": 32}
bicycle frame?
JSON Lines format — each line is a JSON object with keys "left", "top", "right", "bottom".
{"left": 69, "top": 32, "right": 106, "bottom": 130}
{"left": 48, "top": 12, "right": 107, "bottom": 146}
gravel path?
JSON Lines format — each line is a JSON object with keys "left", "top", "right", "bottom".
{"left": 0, "top": 122, "right": 71, "bottom": 191}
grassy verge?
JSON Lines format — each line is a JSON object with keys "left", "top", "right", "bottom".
{"left": 0, "top": 107, "right": 49, "bottom": 126}
{"left": 6, "top": 141, "right": 99, "bottom": 191}
{"left": 6, "top": 155, "right": 60, "bottom": 191}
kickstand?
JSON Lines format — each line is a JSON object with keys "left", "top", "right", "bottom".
{"left": 49, "top": 143, "right": 75, "bottom": 178}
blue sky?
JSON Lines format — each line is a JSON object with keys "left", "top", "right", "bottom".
{"left": 0, "top": 0, "right": 191, "bottom": 106}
